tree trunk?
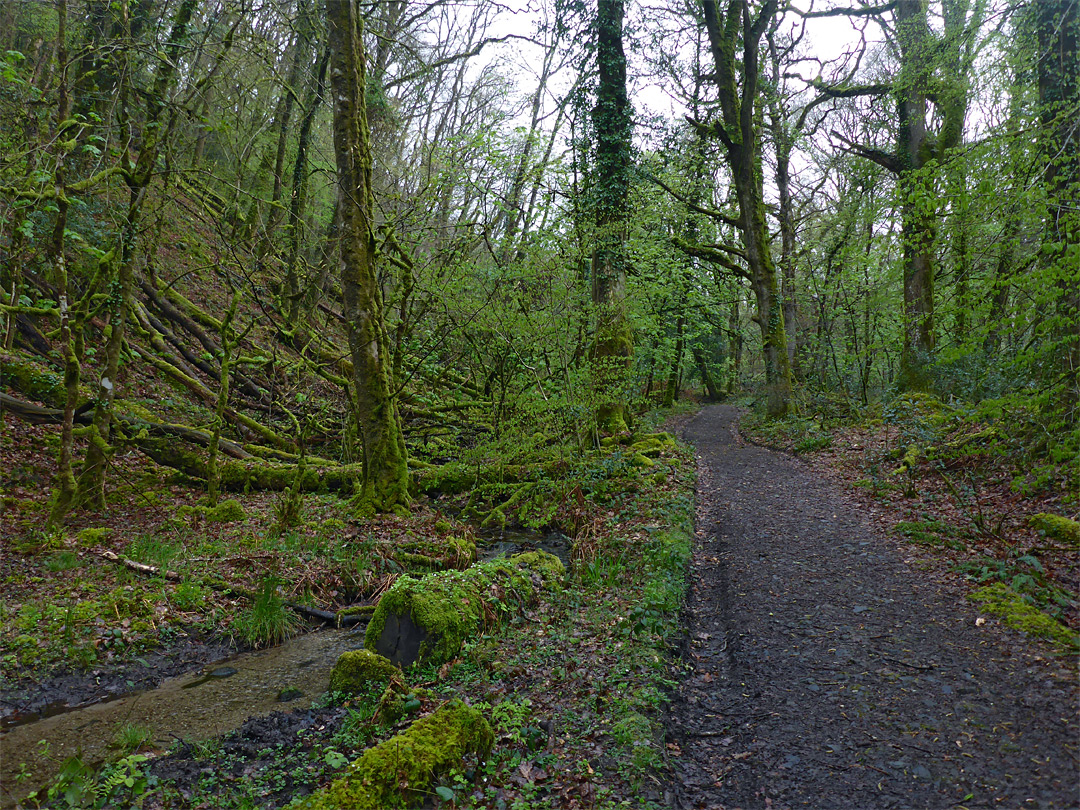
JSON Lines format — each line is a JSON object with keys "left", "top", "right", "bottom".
{"left": 47, "top": 0, "right": 80, "bottom": 525}
{"left": 663, "top": 312, "right": 685, "bottom": 407}
{"left": 1035, "top": 0, "right": 1079, "bottom": 407}
{"left": 700, "top": 0, "right": 791, "bottom": 416}
{"left": 327, "top": 0, "right": 410, "bottom": 515}
{"left": 77, "top": 0, "right": 198, "bottom": 507}
{"left": 590, "top": 0, "right": 634, "bottom": 433}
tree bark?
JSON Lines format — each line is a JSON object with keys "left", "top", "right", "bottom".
{"left": 700, "top": 0, "right": 792, "bottom": 416}
{"left": 77, "top": 0, "right": 198, "bottom": 507}
{"left": 591, "top": 0, "right": 634, "bottom": 432}
{"left": 327, "top": 0, "right": 410, "bottom": 514}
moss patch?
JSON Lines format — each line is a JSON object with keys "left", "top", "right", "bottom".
{"left": 969, "top": 582, "right": 1078, "bottom": 651}
{"left": 629, "top": 432, "right": 676, "bottom": 458}
{"left": 1, "top": 354, "right": 66, "bottom": 407}
{"left": 206, "top": 498, "right": 246, "bottom": 522}
{"left": 293, "top": 700, "right": 493, "bottom": 810}
{"left": 364, "top": 551, "right": 564, "bottom": 668}
{"left": 77, "top": 527, "right": 113, "bottom": 547}
{"left": 1028, "top": 513, "right": 1080, "bottom": 546}
{"left": 328, "top": 650, "right": 400, "bottom": 696}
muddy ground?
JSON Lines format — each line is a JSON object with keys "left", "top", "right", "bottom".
{"left": 669, "top": 405, "right": 1078, "bottom": 809}
{"left": 1, "top": 636, "right": 235, "bottom": 730}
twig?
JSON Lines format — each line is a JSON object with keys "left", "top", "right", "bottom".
{"left": 878, "top": 656, "right": 935, "bottom": 671}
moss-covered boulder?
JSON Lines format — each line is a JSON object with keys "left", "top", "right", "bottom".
{"left": 1028, "top": 513, "right": 1080, "bottom": 546}
{"left": 206, "top": 498, "right": 246, "bottom": 522}
{"left": 328, "top": 650, "right": 400, "bottom": 696}
{"left": 365, "top": 551, "right": 564, "bottom": 668}
{"left": 629, "top": 432, "right": 676, "bottom": 458}
{"left": 293, "top": 700, "right": 493, "bottom": 810}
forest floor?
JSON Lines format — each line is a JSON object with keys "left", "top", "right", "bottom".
{"left": 0, "top": 404, "right": 697, "bottom": 809}
{"left": 668, "top": 405, "right": 1079, "bottom": 810}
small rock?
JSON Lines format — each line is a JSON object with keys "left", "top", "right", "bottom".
{"left": 277, "top": 687, "right": 304, "bottom": 702}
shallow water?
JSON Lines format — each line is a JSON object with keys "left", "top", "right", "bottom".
{"left": 0, "top": 627, "right": 362, "bottom": 807}
{"left": 476, "top": 528, "right": 571, "bottom": 565}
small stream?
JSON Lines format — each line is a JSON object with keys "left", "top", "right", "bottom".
{"left": 0, "top": 528, "right": 568, "bottom": 806}
{"left": 0, "top": 627, "right": 363, "bottom": 807}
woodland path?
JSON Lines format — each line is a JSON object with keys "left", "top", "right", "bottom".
{"left": 668, "top": 405, "right": 1078, "bottom": 810}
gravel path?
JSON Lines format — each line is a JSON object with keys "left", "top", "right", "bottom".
{"left": 669, "top": 405, "right": 1078, "bottom": 810}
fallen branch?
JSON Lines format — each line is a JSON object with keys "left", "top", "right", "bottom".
{"left": 98, "top": 551, "right": 368, "bottom": 627}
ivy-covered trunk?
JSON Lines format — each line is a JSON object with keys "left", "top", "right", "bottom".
{"left": 47, "top": 0, "right": 79, "bottom": 525}
{"left": 701, "top": 0, "right": 792, "bottom": 416}
{"left": 1035, "top": 0, "right": 1079, "bottom": 409}
{"left": 894, "top": 0, "right": 936, "bottom": 392}
{"left": 327, "top": 0, "right": 410, "bottom": 514}
{"left": 591, "top": 0, "right": 634, "bottom": 433}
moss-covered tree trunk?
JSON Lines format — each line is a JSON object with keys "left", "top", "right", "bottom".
{"left": 47, "top": 0, "right": 80, "bottom": 525}
{"left": 893, "top": 0, "right": 937, "bottom": 392}
{"left": 77, "top": 0, "right": 198, "bottom": 507}
{"left": 591, "top": 0, "right": 634, "bottom": 433}
{"left": 1035, "top": 0, "right": 1079, "bottom": 411}
{"left": 207, "top": 290, "right": 241, "bottom": 505}
{"left": 700, "top": 0, "right": 792, "bottom": 416}
{"left": 326, "top": 0, "right": 410, "bottom": 514}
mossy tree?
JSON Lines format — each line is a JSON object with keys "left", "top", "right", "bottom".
{"left": 75, "top": 0, "right": 199, "bottom": 508}
{"left": 1033, "top": 0, "right": 1079, "bottom": 414}
{"left": 815, "top": 0, "right": 983, "bottom": 393}
{"left": 326, "top": 0, "right": 410, "bottom": 514}
{"left": 695, "top": 0, "right": 793, "bottom": 416}
{"left": 591, "top": 0, "right": 634, "bottom": 433}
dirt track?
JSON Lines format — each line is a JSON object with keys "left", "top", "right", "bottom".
{"left": 669, "top": 405, "right": 1078, "bottom": 810}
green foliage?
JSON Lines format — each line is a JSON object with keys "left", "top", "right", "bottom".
{"left": 292, "top": 700, "right": 494, "bottom": 810}
{"left": 45, "top": 551, "right": 83, "bottom": 572}
{"left": 969, "top": 583, "right": 1078, "bottom": 651}
{"left": 111, "top": 723, "right": 154, "bottom": 753}
{"left": 328, "top": 650, "right": 400, "bottom": 696}
{"left": 26, "top": 753, "right": 157, "bottom": 809}
{"left": 894, "top": 519, "right": 965, "bottom": 550}
{"left": 231, "top": 576, "right": 299, "bottom": 648}
{"left": 955, "top": 547, "right": 1075, "bottom": 625}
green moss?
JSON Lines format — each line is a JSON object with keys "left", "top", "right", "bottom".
{"left": 328, "top": 650, "right": 400, "bottom": 696}
{"left": 322, "top": 518, "right": 348, "bottom": 534}
{"left": 77, "top": 527, "right": 113, "bottom": 547}
{"left": 969, "top": 583, "right": 1078, "bottom": 650}
{"left": 376, "top": 686, "right": 438, "bottom": 726}
{"left": 293, "top": 700, "right": 493, "bottom": 810}
{"left": 630, "top": 433, "right": 676, "bottom": 458}
{"left": 365, "top": 552, "right": 564, "bottom": 668}
{"left": 205, "top": 499, "right": 246, "bottom": 522}
{"left": 1028, "top": 513, "right": 1080, "bottom": 546}
{"left": 630, "top": 452, "right": 654, "bottom": 468}
{"left": 480, "top": 507, "right": 507, "bottom": 529}
{"left": 1, "top": 354, "right": 66, "bottom": 407}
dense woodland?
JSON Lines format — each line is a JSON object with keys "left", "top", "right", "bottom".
{"left": 0, "top": 0, "right": 1077, "bottom": 806}
{"left": 1, "top": 0, "right": 1076, "bottom": 512}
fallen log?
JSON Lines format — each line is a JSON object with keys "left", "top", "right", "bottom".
{"left": 365, "top": 551, "right": 565, "bottom": 668}
{"left": 0, "top": 392, "right": 251, "bottom": 460}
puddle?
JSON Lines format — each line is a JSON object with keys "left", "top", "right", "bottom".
{"left": 0, "top": 627, "right": 363, "bottom": 807}
{"left": 476, "top": 527, "right": 572, "bottom": 565}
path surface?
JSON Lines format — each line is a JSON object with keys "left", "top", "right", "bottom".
{"left": 669, "top": 406, "right": 1078, "bottom": 810}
